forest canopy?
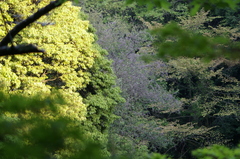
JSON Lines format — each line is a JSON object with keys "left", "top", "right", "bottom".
{"left": 0, "top": 0, "right": 240, "bottom": 159}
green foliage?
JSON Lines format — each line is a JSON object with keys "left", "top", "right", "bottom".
{"left": 146, "top": 145, "right": 240, "bottom": 159}
{"left": 210, "top": 6, "right": 240, "bottom": 28}
{"left": 139, "top": 8, "right": 240, "bottom": 61}
{"left": 155, "top": 57, "right": 240, "bottom": 154}
{"left": 160, "top": 58, "right": 240, "bottom": 119}
{"left": 0, "top": 0, "right": 123, "bottom": 157}
{"left": 108, "top": 133, "right": 150, "bottom": 159}
{"left": 80, "top": 0, "right": 240, "bottom": 158}
{"left": 192, "top": 145, "right": 240, "bottom": 159}
{"left": 126, "top": 0, "right": 170, "bottom": 10}
{"left": 122, "top": 0, "right": 240, "bottom": 61}
{"left": 0, "top": 91, "right": 105, "bottom": 159}
{"left": 80, "top": 1, "right": 234, "bottom": 158}
{"left": 188, "top": 0, "right": 240, "bottom": 15}
{"left": 81, "top": 0, "right": 189, "bottom": 27}
{"left": 151, "top": 23, "right": 240, "bottom": 60}
{"left": 127, "top": 0, "right": 240, "bottom": 15}
{"left": 149, "top": 153, "right": 171, "bottom": 159}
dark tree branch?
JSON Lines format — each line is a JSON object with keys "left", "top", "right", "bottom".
{"left": 0, "top": 44, "right": 45, "bottom": 56}
{"left": 0, "top": 0, "right": 66, "bottom": 47}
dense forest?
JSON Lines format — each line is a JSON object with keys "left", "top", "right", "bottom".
{"left": 0, "top": 0, "right": 240, "bottom": 158}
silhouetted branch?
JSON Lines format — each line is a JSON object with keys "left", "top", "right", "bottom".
{"left": 0, "top": 44, "right": 45, "bottom": 56}
{"left": 0, "top": 0, "right": 66, "bottom": 47}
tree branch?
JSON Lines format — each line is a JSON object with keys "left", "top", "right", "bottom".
{"left": 0, "top": 0, "right": 66, "bottom": 47}
{"left": 0, "top": 44, "right": 45, "bottom": 56}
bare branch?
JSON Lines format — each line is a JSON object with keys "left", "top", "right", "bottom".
{"left": 0, "top": 0, "right": 66, "bottom": 47}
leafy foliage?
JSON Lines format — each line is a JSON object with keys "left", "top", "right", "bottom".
{"left": 148, "top": 145, "right": 240, "bottom": 159}
{"left": 82, "top": 0, "right": 240, "bottom": 158}
{"left": 155, "top": 57, "right": 240, "bottom": 155}
{"left": 80, "top": 0, "right": 189, "bottom": 27}
{"left": 192, "top": 144, "right": 240, "bottom": 159}
{"left": 0, "top": 90, "right": 105, "bottom": 159}
{"left": 82, "top": 7, "right": 185, "bottom": 158}
{"left": 83, "top": 8, "right": 220, "bottom": 158}
{"left": 1, "top": 0, "right": 239, "bottom": 158}
{"left": 0, "top": 0, "right": 123, "bottom": 157}
{"left": 127, "top": 0, "right": 240, "bottom": 15}
{"left": 152, "top": 23, "right": 240, "bottom": 60}
{"left": 209, "top": 6, "right": 240, "bottom": 28}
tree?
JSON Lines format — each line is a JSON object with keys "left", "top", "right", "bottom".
{"left": 0, "top": 0, "right": 67, "bottom": 55}
{"left": 125, "top": 0, "right": 240, "bottom": 60}
{"left": 0, "top": 0, "right": 123, "bottom": 157}
{"left": 81, "top": 4, "right": 219, "bottom": 158}
{"left": 126, "top": 0, "right": 240, "bottom": 15}
{"left": 126, "top": 0, "right": 240, "bottom": 158}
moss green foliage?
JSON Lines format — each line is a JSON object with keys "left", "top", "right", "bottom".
{"left": 0, "top": 0, "right": 123, "bottom": 157}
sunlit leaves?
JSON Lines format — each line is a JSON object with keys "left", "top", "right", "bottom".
{"left": 0, "top": 0, "right": 123, "bottom": 157}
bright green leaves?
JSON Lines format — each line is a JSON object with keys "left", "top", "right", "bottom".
{"left": 0, "top": 64, "right": 21, "bottom": 91}
{"left": 0, "top": 1, "right": 96, "bottom": 92}
{"left": 82, "top": 46, "right": 125, "bottom": 133}
{"left": 0, "top": 0, "right": 123, "bottom": 157}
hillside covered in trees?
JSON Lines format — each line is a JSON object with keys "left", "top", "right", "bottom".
{"left": 0, "top": 0, "right": 240, "bottom": 158}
